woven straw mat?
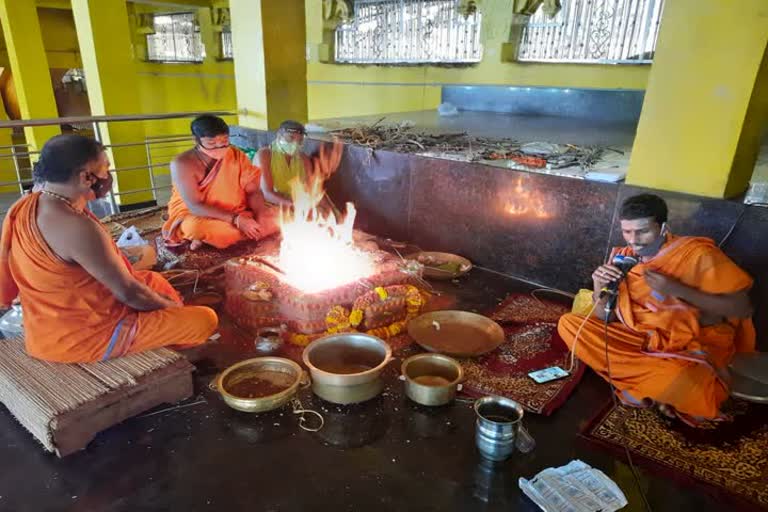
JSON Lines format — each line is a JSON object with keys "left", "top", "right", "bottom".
{"left": 0, "top": 336, "right": 182, "bottom": 451}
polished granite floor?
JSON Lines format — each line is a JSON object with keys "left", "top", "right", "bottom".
{"left": 0, "top": 269, "right": 736, "bottom": 512}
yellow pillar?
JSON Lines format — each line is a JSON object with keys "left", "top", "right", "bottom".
{"left": 71, "top": 0, "right": 153, "bottom": 207}
{"left": 0, "top": 0, "right": 60, "bottom": 151}
{"left": 0, "top": 75, "right": 18, "bottom": 194}
{"left": 230, "top": 0, "right": 308, "bottom": 130}
{"left": 627, "top": 0, "right": 768, "bottom": 198}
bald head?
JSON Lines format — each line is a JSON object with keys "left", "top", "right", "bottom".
{"left": 34, "top": 135, "right": 105, "bottom": 184}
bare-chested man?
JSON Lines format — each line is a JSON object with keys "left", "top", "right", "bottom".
{"left": 0, "top": 135, "right": 217, "bottom": 363}
{"left": 162, "top": 115, "right": 278, "bottom": 250}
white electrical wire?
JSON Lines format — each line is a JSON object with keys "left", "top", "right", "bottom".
{"left": 566, "top": 299, "right": 600, "bottom": 374}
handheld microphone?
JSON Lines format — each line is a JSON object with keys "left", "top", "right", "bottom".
{"left": 602, "top": 254, "right": 638, "bottom": 311}
{"left": 605, "top": 254, "right": 638, "bottom": 292}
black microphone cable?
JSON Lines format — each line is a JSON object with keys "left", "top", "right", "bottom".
{"left": 602, "top": 304, "right": 653, "bottom": 512}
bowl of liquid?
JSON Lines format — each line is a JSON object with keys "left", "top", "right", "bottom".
{"left": 401, "top": 353, "right": 464, "bottom": 406}
{"left": 217, "top": 357, "right": 304, "bottom": 413}
{"left": 302, "top": 333, "right": 392, "bottom": 405}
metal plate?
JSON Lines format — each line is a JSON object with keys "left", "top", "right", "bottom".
{"left": 729, "top": 353, "right": 768, "bottom": 403}
{"left": 407, "top": 310, "right": 504, "bottom": 358}
{"left": 407, "top": 251, "right": 472, "bottom": 280}
{"left": 730, "top": 373, "right": 768, "bottom": 404}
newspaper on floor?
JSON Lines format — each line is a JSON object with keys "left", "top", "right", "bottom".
{"left": 519, "top": 460, "right": 628, "bottom": 512}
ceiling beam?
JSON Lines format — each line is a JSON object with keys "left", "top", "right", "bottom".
{"left": 128, "top": 0, "right": 213, "bottom": 9}
{"left": 36, "top": 0, "right": 72, "bottom": 10}
{"left": 36, "top": 0, "right": 217, "bottom": 11}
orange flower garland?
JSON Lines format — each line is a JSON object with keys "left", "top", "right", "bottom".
{"left": 287, "top": 285, "right": 424, "bottom": 346}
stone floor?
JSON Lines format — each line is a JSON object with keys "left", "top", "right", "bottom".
{"left": 0, "top": 268, "right": 735, "bottom": 512}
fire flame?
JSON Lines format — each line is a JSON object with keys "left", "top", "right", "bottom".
{"left": 505, "top": 177, "right": 552, "bottom": 219}
{"left": 277, "top": 176, "right": 375, "bottom": 293}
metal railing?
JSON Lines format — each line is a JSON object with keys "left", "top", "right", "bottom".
{"left": 518, "top": 0, "right": 665, "bottom": 64}
{"left": 0, "top": 110, "right": 236, "bottom": 219}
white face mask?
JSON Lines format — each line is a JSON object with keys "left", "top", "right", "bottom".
{"left": 276, "top": 138, "right": 300, "bottom": 155}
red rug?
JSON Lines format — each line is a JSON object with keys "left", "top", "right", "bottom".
{"left": 460, "top": 294, "right": 584, "bottom": 416}
{"left": 582, "top": 401, "right": 768, "bottom": 510}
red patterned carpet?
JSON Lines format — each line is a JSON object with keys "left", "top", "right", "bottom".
{"left": 582, "top": 400, "right": 768, "bottom": 510}
{"left": 460, "top": 294, "right": 584, "bottom": 415}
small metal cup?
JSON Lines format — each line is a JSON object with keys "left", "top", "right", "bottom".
{"left": 474, "top": 396, "right": 535, "bottom": 461}
{"left": 254, "top": 326, "right": 284, "bottom": 353}
{"left": 401, "top": 353, "right": 464, "bottom": 406}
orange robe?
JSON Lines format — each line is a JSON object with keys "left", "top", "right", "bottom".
{"left": 163, "top": 147, "right": 271, "bottom": 249}
{"left": 558, "top": 236, "right": 755, "bottom": 420}
{"left": 0, "top": 193, "right": 218, "bottom": 363}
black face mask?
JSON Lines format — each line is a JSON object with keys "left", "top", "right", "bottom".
{"left": 91, "top": 173, "right": 113, "bottom": 199}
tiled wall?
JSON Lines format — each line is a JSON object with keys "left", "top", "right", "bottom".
{"left": 442, "top": 86, "right": 645, "bottom": 124}
{"left": 232, "top": 126, "right": 768, "bottom": 346}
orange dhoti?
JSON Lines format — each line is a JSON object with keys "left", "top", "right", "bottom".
{"left": 558, "top": 236, "right": 755, "bottom": 421}
{"left": 120, "top": 271, "right": 218, "bottom": 357}
{"left": 163, "top": 147, "right": 278, "bottom": 249}
{"left": 558, "top": 314, "right": 732, "bottom": 418}
{"left": 174, "top": 216, "right": 247, "bottom": 250}
{"left": 0, "top": 193, "right": 219, "bottom": 363}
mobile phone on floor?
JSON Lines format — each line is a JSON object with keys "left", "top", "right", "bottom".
{"left": 528, "top": 366, "right": 570, "bottom": 384}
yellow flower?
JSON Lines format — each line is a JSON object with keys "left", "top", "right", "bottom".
{"left": 290, "top": 334, "right": 310, "bottom": 346}
{"left": 349, "top": 309, "right": 364, "bottom": 327}
{"left": 325, "top": 305, "right": 349, "bottom": 325}
{"left": 375, "top": 287, "right": 388, "bottom": 301}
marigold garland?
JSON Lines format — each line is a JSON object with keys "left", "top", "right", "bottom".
{"left": 287, "top": 285, "right": 424, "bottom": 346}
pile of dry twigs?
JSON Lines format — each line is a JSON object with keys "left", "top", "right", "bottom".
{"left": 329, "top": 120, "right": 609, "bottom": 170}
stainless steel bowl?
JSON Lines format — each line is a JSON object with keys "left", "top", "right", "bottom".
{"left": 302, "top": 333, "right": 392, "bottom": 404}
{"left": 401, "top": 353, "right": 464, "bottom": 406}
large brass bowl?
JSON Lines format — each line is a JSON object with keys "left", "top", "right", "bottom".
{"left": 302, "top": 333, "right": 392, "bottom": 404}
{"left": 217, "top": 357, "right": 304, "bottom": 413}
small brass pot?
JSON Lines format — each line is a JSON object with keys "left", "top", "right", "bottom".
{"left": 217, "top": 357, "right": 304, "bottom": 413}
{"left": 401, "top": 353, "right": 464, "bottom": 406}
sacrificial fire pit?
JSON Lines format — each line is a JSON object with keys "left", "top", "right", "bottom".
{"left": 224, "top": 176, "right": 426, "bottom": 346}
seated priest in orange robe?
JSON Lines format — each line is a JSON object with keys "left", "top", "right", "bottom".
{"left": 0, "top": 135, "right": 219, "bottom": 363}
{"left": 162, "top": 115, "right": 279, "bottom": 250}
{"left": 558, "top": 194, "right": 754, "bottom": 427}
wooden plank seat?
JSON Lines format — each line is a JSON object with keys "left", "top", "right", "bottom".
{"left": 0, "top": 337, "right": 194, "bottom": 457}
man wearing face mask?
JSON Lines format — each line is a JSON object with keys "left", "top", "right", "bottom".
{"left": 257, "top": 120, "right": 343, "bottom": 210}
{"left": 558, "top": 194, "right": 754, "bottom": 427}
{"left": 162, "top": 115, "right": 278, "bottom": 250}
{"left": 0, "top": 135, "right": 218, "bottom": 363}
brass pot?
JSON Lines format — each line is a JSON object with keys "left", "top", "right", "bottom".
{"left": 217, "top": 357, "right": 304, "bottom": 413}
{"left": 302, "top": 333, "right": 392, "bottom": 404}
{"left": 401, "top": 353, "right": 464, "bottom": 406}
